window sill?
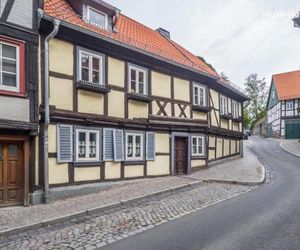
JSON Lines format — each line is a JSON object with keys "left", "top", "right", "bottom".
{"left": 123, "top": 160, "right": 145, "bottom": 166}
{"left": 220, "top": 114, "right": 233, "bottom": 120}
{"left": 0, "top": 89, "right": 27, "bottom": 98}
{"left": 192, "top": 105, "right": 211, "bottom": 112}
{"left": 127, "top": 93, "right": 152, "bottom": 103}
{"left": 192, "top": 155, "right": 206, "bottom": 160}
{"left": 73, "top": 161, "right": 103, "bottom": 167}
{"left": 232, "top": 117, "right": 242, "bottom": 122}
{"left": 76, "top": 81, "right": 110, "bottom": 94}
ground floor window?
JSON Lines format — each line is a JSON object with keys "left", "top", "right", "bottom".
{"left": 75, "top": 129, "right": 100, "bottom": 162}
{"left": 192, "top": 136, "right": 205, "bottom": 156}
{"left": 126, "top": 133, "right": 144, "bottom": 160}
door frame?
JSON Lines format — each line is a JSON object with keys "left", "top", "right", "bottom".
{"left": 171, "top": 132, "right": 191, "bottom": 175}
{"left": 0, "top": 135, "right": 30, "bottom": 206}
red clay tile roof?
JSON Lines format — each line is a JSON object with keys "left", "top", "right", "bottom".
{"left": 43, "top": 0, "right": 219, "bottom": 78}
{"left": 273, "top": 70, "right": 300, "bottom": 100}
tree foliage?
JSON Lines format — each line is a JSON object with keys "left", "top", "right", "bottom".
{"left": 244, "top": 74, "right": 268, "bottom": 129}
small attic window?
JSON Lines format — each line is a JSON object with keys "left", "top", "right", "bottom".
{"left": 87, "top": 6, "right": 108, "bottom": 29}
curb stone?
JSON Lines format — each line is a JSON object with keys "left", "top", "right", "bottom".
{"left": 0, "top": 181, "right": 203, "bottom": 238}
{"left": 279, "top": 140, "right": 300, "bottom": 158}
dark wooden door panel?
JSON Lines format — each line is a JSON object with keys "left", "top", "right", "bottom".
{"left": 175, "top": 137, "right": 188, "bottom": 175}
{"left": 0, "top": 143, "right": 23, "bottom": 206}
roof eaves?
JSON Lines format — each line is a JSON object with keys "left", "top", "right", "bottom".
{"left": 42, "top": 14, "right": 247, "bottom": 100}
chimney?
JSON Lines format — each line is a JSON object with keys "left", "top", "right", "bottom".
{"left": 156, "top": 28, "right": 170, "bottom": 39}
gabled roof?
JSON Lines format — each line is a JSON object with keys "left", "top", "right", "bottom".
{"left": 272, "top": 70, "right": 300, "bottom": 100}
{"left": 43, "top": 0, "right": 218, "bottom": 78}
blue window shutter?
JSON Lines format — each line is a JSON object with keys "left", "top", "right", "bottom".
{"left": 57, "top": 125, "right": 73, "bottom": 163}
{"left": 103, "top": 128, "right": 114, "bottom": 161}
{"left": 146, "top": 132, "right": 155, "bottom": 161}
{"left": 113, "top": 130, "right": 124, "bottom": 162}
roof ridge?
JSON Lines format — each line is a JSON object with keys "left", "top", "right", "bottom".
{"left": 272, "top": 69, "right": 300, "bottom": 77}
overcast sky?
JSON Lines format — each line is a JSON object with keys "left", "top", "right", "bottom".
{"left": 107, "top": 0, "right": 300, "bottom": 88}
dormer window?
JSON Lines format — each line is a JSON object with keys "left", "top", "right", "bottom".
{"left": 87, "top": 6, "right": 108, "bottom": 29}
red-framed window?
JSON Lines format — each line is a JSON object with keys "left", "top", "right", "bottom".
{"left": 0, "top": 36, "right": 25, "bottom": 96}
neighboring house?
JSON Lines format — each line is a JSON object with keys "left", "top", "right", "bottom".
{"left": 0, "top": 1, "right": 39, "bottom": 206}
{"left": 267, "top": 70, "right": 300, "bottom": 139}
{"left": 252, "top": 117, "right": 267, "bottom": 137}
{"left": 33, "top": 0, "right": 248, "bottom": 202}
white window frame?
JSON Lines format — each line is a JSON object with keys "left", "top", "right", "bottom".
{"left": 78, "top": 49, "right": 104, "bottom": 85}
{"left": 0, "top": 41, "right": 20, "bottom": 92}
{"left": 75, "top": 129, "right": 100, "bottom": 162}
{"left": 220, "top": 95, "right": 228, "bottom": 115}
{"left": 232, "top": 100, "right": 239, "bottom": 118}
{"left": 125, "top": 133, "right": 144, "bottom": 161}
{"left": 87, "top": 6, "right": 108, "bottom": 29}
{"left": 286, "top": 101, "right": 293, "bottom": 111}
{"left": 193, "top": 84, "right": 207, "bottom": 106}
{"left": 128, "top": 65, "right": 147, "bottom": 95}
{"left": 192, "top": 135, "right": 205, "bottom": 157}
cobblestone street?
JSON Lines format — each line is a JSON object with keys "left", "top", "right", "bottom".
{"left": 0, "top": 183, "right": 256, "bottom": 249}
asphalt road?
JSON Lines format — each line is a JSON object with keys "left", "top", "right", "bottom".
{"left": 103, "top": 137, "right": 300, "bottom": 250}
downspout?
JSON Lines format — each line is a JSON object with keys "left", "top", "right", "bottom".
{"left": 43, "top": 16, "right": 60, "bottom": 204}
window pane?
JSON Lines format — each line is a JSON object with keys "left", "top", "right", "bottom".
{"left": 89, "top": 133, "right": 97, "bottom": 158}
{"left": 198, "top": 138, "right": 203, "bottom": 154}
{"left": 138, "top": 82, "right": 144, "bottom": 94}
{"left": 130, "top": 69, "right": 136, "bottom": 93}
{"left": 199, "top": 89, "right": 204, "bottom": 106}
{"left": 193, "top": 145, "right": 197, "bottom": 154}
{"left": 92, "top": 57, "right": 99, "bottom": 70}
{"left": 8, "top": 144, "right": 17, "bottom": 156}
{"left": 89, "top": 8, "right": 106, "bottom": 28}
{"left": 194, "top": 87, "right": 199, "bottom": 105}
{"left": 81, "top": 54, "right": 89, "bottom": 68}
{"left": 2, "top": 58, "right": 16, "bottom": 73}
{"left": 2, "top": 73, "right": 16, "bottom": 87}
{"left": 81, "top": 68, "right": 89, "bottom": 82}
{"left": 127, "top": 136, "right": 133, "bottom": 158}
{"left": 78, "top": 132, "right": 86, "bottom": 158}
{"left": 135, "top": 136, "right": 141, "bottom": 157}
{"left": 2, "top": 44, "right": 16, "bottom": 59}
{"left": 92, "top": 70, "right": 99, "bottom": 84}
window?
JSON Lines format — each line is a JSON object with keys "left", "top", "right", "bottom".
{"left": 286, "top": 101, "right": 293, "bottom": 110}
{"left": 0, "top": 41, "right": 20, "bottom": 92}
{"left": 220, "top": 95, "right": 228, "bottom": 115}
{"left": 128, "top": 65, "right": 147, "bottom": 95}
{"left": 192, "top": 136, "right": 205, "bottom": 156}
{"left": 232, "top": 100, "right": 239, "bottom": 118}
{"left": 79, "top": 49, "right": 104, "bottom": 85}
{"left": 76, "top": 129, "right": 100, "bottom": 162}
{"left": 87, "top": 6, "right": 108, "bottom": 29}
{"left": 272, "top": 90, "right": 275, "bottom": 99}
{"left": 126, "top": 133, "right": 144, "bottom": 160}
{"left": 193, "top": 84, "right": 206, "bottom": 106}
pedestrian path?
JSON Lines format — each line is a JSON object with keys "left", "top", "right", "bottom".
{"left": 280, "top": 139, "right": 300, "bottom": 157}
{"left": 0, "top": 139, "right": 264, "bottom": 234}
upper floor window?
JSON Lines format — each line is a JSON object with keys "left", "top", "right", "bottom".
{"left": 128, "top": 64, "right": 147, "bottom": 95}
{"left": 193, "top": 83, "right": 207, "bottom": 106}
{"left": 78, "top": 48, "right": 104, "bottom": 86}
{"left": 192, "top": 136, "right": 205, "bottom": 157}
{"left": 87, "top": 6, "right": 108, "bottom": 29}
{"left": 75, "top": 129, "right": 100, "bottom": 162}
{"left": 232, "top": 100, "right": 239, "bottom": 118}
{"left": 286, "top": 101, "right": 293, "bottom": 110}
{"left": 126, "top": 133, "right": 144, "bottom": 161}
{"left": 0, "top": 40, "right": 21, "bottom": 93}
{"left": 220, "top": 95, "right": 228, "bottom": 115}
{"left": 272, "top": 90, "right": 275, "bottom": 99}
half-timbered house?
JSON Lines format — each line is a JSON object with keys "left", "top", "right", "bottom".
{"left": 36, "top": 0, "right": 249, "bottom": 201}
{"left": 0, "top": 0, "right": 39, "bottom": 206}
{"left": 267, "top": 70, "right": 300, "bottom": 139}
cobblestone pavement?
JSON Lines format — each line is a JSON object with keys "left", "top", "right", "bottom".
{"left": 0, "top": 183, "right": 256, "bottom": 250}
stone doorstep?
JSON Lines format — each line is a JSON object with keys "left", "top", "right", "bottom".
{"left": 0, "top": 181, "right": 203, "bottom": 239}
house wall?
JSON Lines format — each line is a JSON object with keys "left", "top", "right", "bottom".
{"left": 42, "top": 37, "right": 244, "bottom": 188}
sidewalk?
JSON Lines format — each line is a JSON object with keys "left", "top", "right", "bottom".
{"left": 0, "top": 140, "right": 264, "bottom": 234}
{"left": 280, "top": 139, "right": 300, "bottom": 158}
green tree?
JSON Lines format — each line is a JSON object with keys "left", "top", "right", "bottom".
{"left": 293, "top": 11, "right": 300, "bottom": 28}
{"left": 220, "top": 72, "right": 230, "bottom": 83}
{"left": 244, "top": 74, "right": 268, "bottom": 127}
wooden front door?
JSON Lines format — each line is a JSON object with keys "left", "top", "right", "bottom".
{"left": 0, "top": 142, "right": 24, "bottom": 206}
{"left": 175, "top": 137, "right": 188, "bottom": 175}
